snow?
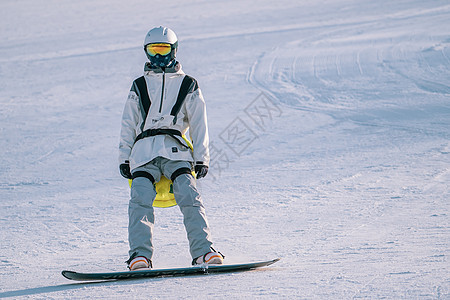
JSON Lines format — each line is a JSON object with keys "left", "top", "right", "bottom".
{"left": 0, "top": 0, "right": 449, "bottom": 298}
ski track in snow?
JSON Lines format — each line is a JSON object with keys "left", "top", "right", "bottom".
{"left": 244, "top": 2, "right": 450, "bottom": 299}
{"left": 0, "top": 0, "right": 449, "bottom": 299}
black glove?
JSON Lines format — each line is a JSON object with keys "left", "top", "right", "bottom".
{"left": 194, "top": 162, "right": 208, "bottom": 179}
{"left": 119, "top": 161, "right": 132, "bottom": 179}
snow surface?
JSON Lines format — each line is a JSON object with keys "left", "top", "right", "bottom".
{"left": 0, "top": 0, "right": 449, "bottom": 298}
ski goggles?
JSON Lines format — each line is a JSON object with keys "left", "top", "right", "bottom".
{"left": 145, "top": 43, "right": 172, "bottom": 56}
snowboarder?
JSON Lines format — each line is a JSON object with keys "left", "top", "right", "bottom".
{"left": 119, "top": 26, "right": 223, "bottom": 270}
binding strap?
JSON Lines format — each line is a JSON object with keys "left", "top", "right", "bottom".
{"left": 126, "top": 252, "right": 153, "bottom": 269}
{"left": 191, "top": 247, "right": 225, "bottom": 265}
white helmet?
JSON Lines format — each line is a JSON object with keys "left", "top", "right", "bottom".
{"left": 144, "top": 26, "right": 177, "bottom": 45}
{"left": 144, "top": 26, "right": 178, "bottom": 68}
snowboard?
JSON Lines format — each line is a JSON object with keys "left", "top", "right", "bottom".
{"left": 62, "top": 258, "right": 280, "bottom": 281}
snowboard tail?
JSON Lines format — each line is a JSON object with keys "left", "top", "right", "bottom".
{"left": 62, "top": 258, "right": 280, "bottom": 281}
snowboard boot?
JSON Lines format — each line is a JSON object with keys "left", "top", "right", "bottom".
{"left": 127, "top": 252, "right": 152, "bottom": 271}
{"left": 192, "top": 249, "right": 224, "bottom": 265}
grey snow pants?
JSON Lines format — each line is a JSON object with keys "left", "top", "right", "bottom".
{"left": 128, "top": 157, "right": 213, "bottom": 260}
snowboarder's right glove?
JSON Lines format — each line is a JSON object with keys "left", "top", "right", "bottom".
{"left": 119, "top": 161, "right": 132, "bottom": 179}
{"left": 194, "top": 163, "right": 208, "bottom": 179}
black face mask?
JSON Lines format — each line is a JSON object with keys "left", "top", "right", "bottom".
{"left": 144, "top": 61, "right": 180, "bottom": 73}
{"left": 149, "top": 53, "right": 174, "bottom": 68}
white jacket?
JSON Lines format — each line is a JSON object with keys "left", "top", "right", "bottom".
{"left": 119, "top": 62, "right": 210, "bottom": 171}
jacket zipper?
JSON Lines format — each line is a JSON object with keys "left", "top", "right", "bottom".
{"left": 159, "top": 71, "right": 165, "bottom": 113}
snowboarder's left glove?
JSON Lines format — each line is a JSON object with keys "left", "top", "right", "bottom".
{"left": 120, "top": 161, "right": 132, "bottom": 179}
{"left": 194, "top": 163, "right": 208, "bottom": 179}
